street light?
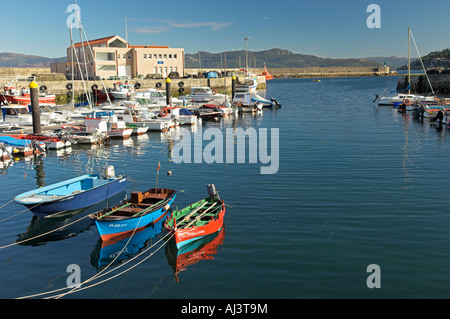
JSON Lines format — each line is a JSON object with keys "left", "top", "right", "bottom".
{"left": 244, "top": 37, "right": 250, "bottom": 73}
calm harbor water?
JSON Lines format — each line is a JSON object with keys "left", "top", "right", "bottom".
{"left": 1, "top": 76, "right": 450, "bottom": 299}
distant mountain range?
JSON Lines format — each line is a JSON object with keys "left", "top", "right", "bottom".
{"left": 185, "top": 48, "right": 382, "bottom": 69}
{"left": 0, "top": 49, "right": 411, "bottom": 69}
{"left": 0, "top": 52, "right": 65, "bottom": 68}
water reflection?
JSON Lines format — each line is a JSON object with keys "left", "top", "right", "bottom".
{"left": 165, "top": 226, "right": 225, "bottom": 282}
{"left": 90, "top": 214, "right": 166, "bottom": 270}
{"left": 16, "top": 192, "right": 126, "bottom": 246}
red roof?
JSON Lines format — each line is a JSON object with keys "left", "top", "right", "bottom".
{"left": 71, "top": 35, "right": 117, "bottom": 49}
{"left": 129, "top": 45, "right": 169, "bottom": 49}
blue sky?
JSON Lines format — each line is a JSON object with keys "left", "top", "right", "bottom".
{"left": 3, "top": 0, "right": 450, "bottom": 59}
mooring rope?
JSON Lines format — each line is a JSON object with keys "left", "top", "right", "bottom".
{"left": 0, "top": 213, "right": 92, "bottom": 250}
{"left": 16, "top": 200, "right": 226, "bottom": 299}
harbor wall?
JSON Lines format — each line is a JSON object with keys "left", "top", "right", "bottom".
{"left": 396, "top": 74, "right": 450, "bottom": 94}
{"left": 2, "top": 76, "right": 266, "bottom": 97}
{"left": 267, "top": 66, "right": 392, "bottom": 78}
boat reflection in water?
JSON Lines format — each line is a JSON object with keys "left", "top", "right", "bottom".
{"left": 165, "top": 226, "right": 225, "bottom": 282}
{"left": 90, "top": 215, "right": 166, "bottom": 270}
{"left": 16, "top": 192, "right": 126, "bottom": 246}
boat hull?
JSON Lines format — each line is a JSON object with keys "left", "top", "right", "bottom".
{"left": 15, "top": 175, "right": 127, "bottom": 218}
{"left": 0, "top": 94, "right": 56, "bottom": 105}
{"left": 168, "top": 199, "right": 225, "bottom": 249}
{"left": 94, "top": 195, "right": 176, "bottom": 241}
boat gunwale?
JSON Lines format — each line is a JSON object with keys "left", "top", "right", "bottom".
{"left": 14, "top": 174, "right": 126, "bottom": 205}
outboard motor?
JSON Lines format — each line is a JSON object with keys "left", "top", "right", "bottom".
{"left": 207, "top": 184, "right": 219, "bottom": 199}
{"left": 104, "top": 165, "right": 116, "bottom": 179}
{"left": 270, "top": 98, "right": 281, "bottom": 108}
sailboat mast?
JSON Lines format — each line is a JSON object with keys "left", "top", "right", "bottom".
{"left": 70, "top": 26, "right": 75, "bottom": 105}
{"left": 408, "top": 27, "right": 411, "bottom": 95}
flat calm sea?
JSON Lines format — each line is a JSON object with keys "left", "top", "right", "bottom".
{"left": 1, "top": 76, "right": 450, "bottom": 299}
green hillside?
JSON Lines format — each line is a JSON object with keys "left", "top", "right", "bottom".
{"left": 185, "top": 48, "right": 380, "bottom": 69}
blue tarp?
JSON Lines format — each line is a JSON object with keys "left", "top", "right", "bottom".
{"left": 179, "top": 108, "right": 194, "bottom": 115}
{"left": 0, "top": 136, "right": 33, "bottom": 147}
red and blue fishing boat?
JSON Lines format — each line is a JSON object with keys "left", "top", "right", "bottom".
{"left": 164, "top": 184, "right": 225, "bottom": 249}
{"left": 14, "top": 166, "right": 127, "bottom": 218}
{"left": 90, "top": 187, "right": 177, "bottom": 241}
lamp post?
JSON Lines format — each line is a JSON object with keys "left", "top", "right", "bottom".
{"left": 244, "top": 37, "right": 250, "bottom": 73}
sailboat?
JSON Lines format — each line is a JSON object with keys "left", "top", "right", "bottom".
{"left": 377, "top": 28, "right": 436, "bottom": 106}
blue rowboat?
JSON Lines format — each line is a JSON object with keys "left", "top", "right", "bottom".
{"left": 90, "top": 188, "right": 176, "bottom": 241}
{"left": 14, "top": 166, "right": 127, "bottom": 218}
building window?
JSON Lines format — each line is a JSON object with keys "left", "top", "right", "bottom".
{"left": 174, "top": 67, "right": 177, "bottom": 72}
{"left": 149, "top": 54, "right": 152, "bottom": 59}
{"left": 169, "top": 54, "right": 172, "bottom": 59}
{"left": 159, "top": 67, "right": 162, "bottom": 74}
{"left": 174, "top": 54, "right": 177, "bottom": 59}
{"left": 122, "top": 54, "right": 125, "bottom": 58}
{"left": 153, "top": 54, "right": 157, "bottom": 59}
{"left": 154, "top": 67, "right": 157, "bottom": 74}
{"left": 158, "top": 54, "right": 162, "bottom": 59}
{"left": 164, "top": 54, "right": 167, "bottom": 59}
{"left": 143, "top": 54, "right": 146, "bottom": 58}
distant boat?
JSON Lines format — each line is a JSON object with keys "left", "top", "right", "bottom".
{"left": 90, "top": 187, "right": 177, "bottom": 241}
{"left": 14, "top": 165, "right": 127, "bottom": 218}
{"left": 164, "top": 184, "right": 225, "bottom": 249}
{"left": 261, "top": 63, "right": 274, "bottom": 80}
{"left": 1, "top": 84, "right": 55, "bottom": 106}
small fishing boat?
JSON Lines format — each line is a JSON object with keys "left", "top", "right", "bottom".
{"left": 233, "top": 92, "right": 263, "bottom": 113}
{"left": 8, "top": 134, "right": 72, "bottom": 150}
{"left": 125, "top": 123, "right": 149, "bottom": 135}
{"left": 90, "top": 187, "right": 177, "bottom": 241}
{"left": 192, "top": 105, "right": 224, "bottom": 121}
{"left": 84, "top": 114, "right": 133, "bottom": 139}
{"left": 58, "top": 125, "right": 109, "bottom": 144}
{"left": 1, "top": 84, "right": 56, "bottom": 106}
{"left": 14, "top": 166, "right": 127, "bottom": 218}
{"left": 164, "top": 184, "right": 225, "bottom": 249}
{"left": 0, "top": 135, "right": 46, "bottom": 156}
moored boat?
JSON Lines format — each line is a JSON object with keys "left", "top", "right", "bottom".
{"left": 0, "top": 135, "right": 46, "bottom": 156}
{"left": 164, "top": 184, "right": 225, "bottom": 249}
{"left": 1, "top": 84, "right": 56, "bottom": 106}
{"left": 90, "top": 187, "right": 177, "bottom": 241}
{"left": 8, "top": 134, "right": 72, "bottom": 150}
{"left": 14, "top": 165, "right": 127, "bottom": 218}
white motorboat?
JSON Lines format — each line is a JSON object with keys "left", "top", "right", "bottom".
{"left": 233, "top": 92, "right": 263, "bottom": 113}
{"left": 134, "top": 88, "right": 184, "bottom": 107}
{"left": 180, "top": 87, "right": 228, "bottom": 103}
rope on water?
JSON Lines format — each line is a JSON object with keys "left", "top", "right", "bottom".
{"left": 0, "top": 213, "right": 92, "bottom": 250}
{"left": 16, "top": 201, "right": 226, "bottom": 299}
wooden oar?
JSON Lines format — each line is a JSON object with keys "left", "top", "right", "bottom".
{"left": 97, "top": 202, "right": 132, "bottom": 219}
{"left": 182, "top": 200, "right": 221, "bottom": 229}
{"left": 176, "top": 200, "right": 208, "bottom": 226}
{"left": 130, "top": 198, "right": 167, "bottom": 218}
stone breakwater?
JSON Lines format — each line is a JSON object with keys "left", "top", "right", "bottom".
{"left": 396, "top": 73, "right": 450, "bottom": 94}
{"left": 268, "top": 66, "right": 394, "bottom": 78}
